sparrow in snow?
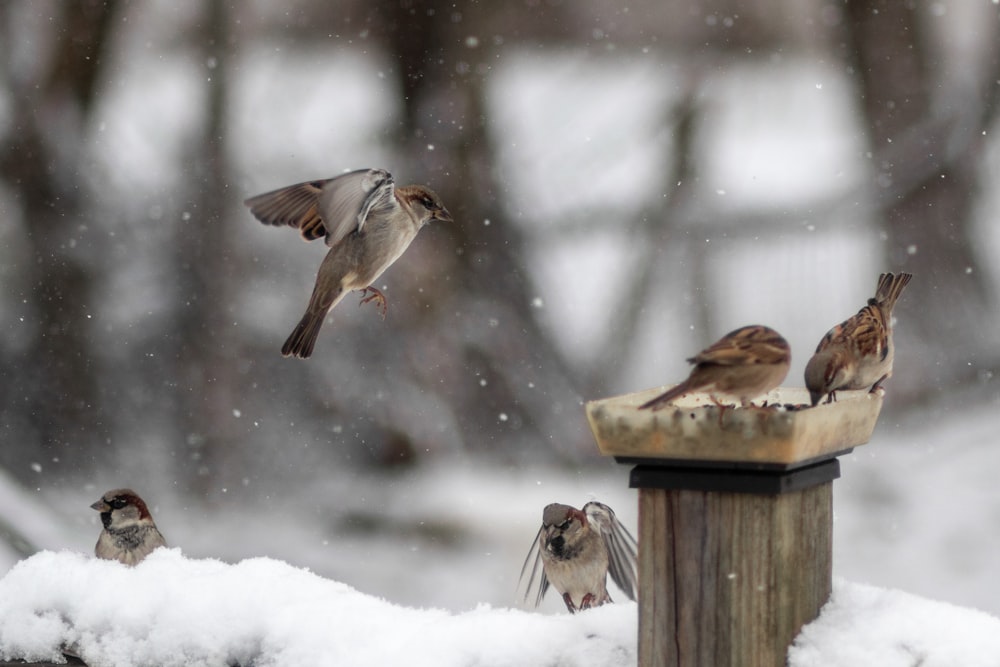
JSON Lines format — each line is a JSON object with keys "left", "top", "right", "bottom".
{"left": 804, "top": 272, "right": 912, "bottom": 406}
{"left": 244, "top": 168, "right": 452, "bottom": 358}
{"left": 639, "top": 324, "right": 791, "bottom": 410}
{"left": 519, "top": 501, "right": 638, "bottom": 613}
{"left": 91, "top": 488, "right": 167, "bottom": 566}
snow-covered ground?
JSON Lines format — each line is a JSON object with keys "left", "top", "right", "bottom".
{"left": 1, "top": 551, "right": 999, "bottom": 667}
{"left": 0, "top": 549, "right": 636, "bottom": 667}
{"left": 791, "top": 579, "right": 1000, "bottom": 667}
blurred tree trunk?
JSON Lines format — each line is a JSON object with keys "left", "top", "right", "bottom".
{"left": 843, "top": 0, "right": 1000, "bottom": 396}
{"left": 585, "top": 88, "right": 705, "bottom": 393}
{"left": 0, "top": 2, "right": 118, "bottom": 479}
{"left": 169, "top": 0, "right": 242, "bottom": 495}
{"left": 372, "top": 0, "right": 591, "bottom": 459}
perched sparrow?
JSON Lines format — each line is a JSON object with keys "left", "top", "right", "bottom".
{"left": 244, "top": 168, "right": 452, "bottom": 358}
{"left": 639, "top": 325, "right": 791, "bottom": 411}
{"left": 804, "top": 272, "right": 912, "bottom": 406}
{"left": 519, "top": 501, "right": 638, "bottom": 613}
{"left": 91, "top": 488, "right": 167, "bottom": 566}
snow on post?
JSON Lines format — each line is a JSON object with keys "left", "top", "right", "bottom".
{"left": 586, "top": 385, "right": 883, "bottom": 667}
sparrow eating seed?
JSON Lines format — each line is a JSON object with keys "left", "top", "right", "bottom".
{"left": 639, "top": 324, "right": 791, "bottom": 410}
{"left": 804, "top": 272, "right": 912, "bottom": 406}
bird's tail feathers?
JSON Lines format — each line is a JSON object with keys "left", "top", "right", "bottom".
{"left": 875, "top": 272, "right": 913, "bottom": 312}
{"left": 638, "top": 381, "right": 691, "bottom": 411}
{"left": 281, "top": 312, "right": 324, "bottom": 359}
{"left": 282, "top": 283, "right": 348, "bottom": 359}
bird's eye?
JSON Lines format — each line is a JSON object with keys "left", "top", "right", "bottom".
{"left": 421, "top": 197, "right": 434, "bottom": 209}
{"left": 558, "top": 520, "right": 572, "bottom": 530}
{"left": 110, "top": 497, "right": 127, "bottom": 510}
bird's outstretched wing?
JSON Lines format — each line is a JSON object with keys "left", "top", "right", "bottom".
{"left": 244, "top": 179, "right": 329, "bottom": 241}
{"left": 316, "top": 168, "right": 396, "bottom": 247}
{"left": 243, "top": 168, "right": 396, "bottom": 246}
{"left": 584, "top": 501, "right": 638, "bottom": 601}
{"left": 517, "top": 525, "right": 550, "bottom": 608}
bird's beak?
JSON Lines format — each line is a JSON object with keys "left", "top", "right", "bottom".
{"left": 435, "top": 207, "right": 453, "bottom": 224}
{"left": 90, "top": 500, "right": 110, "bottom": 512}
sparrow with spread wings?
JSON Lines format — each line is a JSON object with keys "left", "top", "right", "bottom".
{"left": 244, "top": 169, "right": 451, "bottom": 358}
{"left": 519, "top": 501, "right": 638, "bottom": 613}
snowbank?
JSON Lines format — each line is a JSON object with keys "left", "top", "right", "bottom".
{"left": 790, "top": 578, "right": 1000, "bottom": 667}
{"left": 2, "top": 551, "right": 999, "bottom": 667}
{"left": 0, "top": 549, "right": 636, "bottom": 667}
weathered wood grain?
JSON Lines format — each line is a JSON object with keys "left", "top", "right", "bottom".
{"left": 638, "top": 483, "right": 833, "bottom": 667}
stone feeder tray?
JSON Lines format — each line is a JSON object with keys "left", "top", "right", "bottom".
{"left": 585, "top": 386, "right": 883, "bottom": 470}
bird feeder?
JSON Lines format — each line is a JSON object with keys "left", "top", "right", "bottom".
{"left": 586, "top": 386, "right": 882, "bottom": 667}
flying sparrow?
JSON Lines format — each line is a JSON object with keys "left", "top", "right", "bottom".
{"left": 639, "top": 325, "right": 791, "bottom": 411}
{"left": 804, "top": 272, "right": 912, "bottom": 406}
{"left": 244, "top": 168, "right": 452, "bottom": 358}
{"left": 91, "top": 488, "right": 167, "bottom": 566}
{"left": 519, "top": 501, "right": 638, "bottom": 613}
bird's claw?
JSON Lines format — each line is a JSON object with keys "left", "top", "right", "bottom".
{"left": 358, "top": 287, "right": 388, "bottom": 319}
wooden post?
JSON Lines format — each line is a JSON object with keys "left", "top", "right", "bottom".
{"left": 586, "top": 387, "right": 882, "bottom": 667}
{"left": 634, "top": 462, "right": 834, "bottom": 666}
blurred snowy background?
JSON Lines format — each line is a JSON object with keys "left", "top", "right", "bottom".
{"left": 2, "top": 0, "right": 1000, "bottom": 621}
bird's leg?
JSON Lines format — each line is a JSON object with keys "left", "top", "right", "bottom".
{"left": 358, "top": 286, "right": 388, "bottom": 319}
{"left": 709, "top": 395, "right": 730, "bottom": 426}
{"left": 562, "top": 593, "right": 578, "bottom": 614}
{"left": 580, "top": 593, "right": 598, "bottom": 610}
{"left": 869, "top": 374, "right": 889, "bottom": 393}
{"left": 823, "top": 391, "right": 838, "bottom": 405}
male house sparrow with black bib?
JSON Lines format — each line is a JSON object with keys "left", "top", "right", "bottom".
{"left": 244, "top": 168, "right": 452, "bottom": 358}
{"left": 519, "top": 502, "right": 638, "bottom": 613}
{"left": 804, "top": 272, "right": 912, "bottom": 406}
{"left": 639, "top": 324, "right": 791, "bottom": 410}
{"left": 91, "top": 488, "right": 167, "bottom": 566}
